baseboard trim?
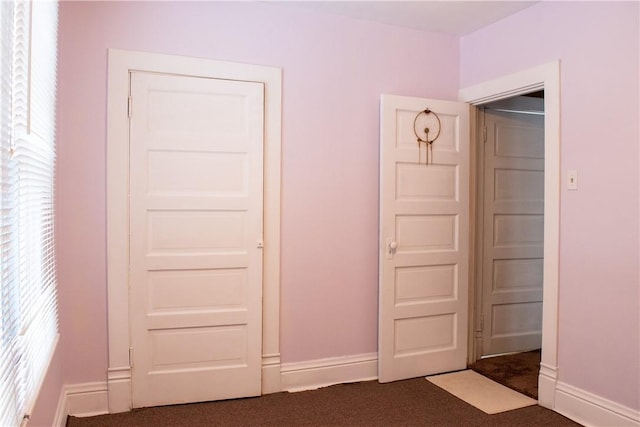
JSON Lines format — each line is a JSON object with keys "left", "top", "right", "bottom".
{"left": 57, "top": 359, "right": 640, "bottom": 427}
{"left": 107, "top": 366, "right": 131, "bottom": 414}
{"left": 262, "top": 353, "right": 282, "bottom": 394}
{"left": 555, "top": 381, "right": 640, "bottom": 427}
{"left": 538, "top": 362, "right": 557, "bottom": 409}
{"left": 52, "top": 383, "right": 68, "bottom": 427}
{"left": 280, "top": 353, "right": 378, "bottom": 392}
{"left": 64, "top": 382, "right": 109, "bottom": 418}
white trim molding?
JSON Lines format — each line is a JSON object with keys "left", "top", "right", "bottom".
{"left": 106, "top": 366, "right": 131, "bottom": 414}
{"left": 106, "top": 49, "right": 282, "bottom": 410}
{"left": 555, "top": 381, "right": 640, "bottom": 427}
{"left": 262, "top": 353, "right": 283, "bottom": 394}
{"left": 64, "top": 382, "right": 109, "bottom": 419}
{"left": 52, "top": 386, "right": 67, "bottom": 427}
{"left": 51, "top": 382, "right": 110, "bottom": 427}
{"left": 54, "top": 375, "right": 640, "bottom": 427}
{"left": 459, "top": 60, "right": 561, "bottom": 409}
{"left": 280, "top": 353, "right": 378, "bottom": 393}
{"left": 538, "top": 362, "right": 558, "bottom": 409}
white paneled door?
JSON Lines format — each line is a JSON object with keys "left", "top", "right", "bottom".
{"left": 379, "top": 95, "right": 470, "bottom": 382}
{"left": 481, "top": 104, "right": 544, "bottom": 356}
{"left": 129, "top": 71, "right": 264, "bottom": 407}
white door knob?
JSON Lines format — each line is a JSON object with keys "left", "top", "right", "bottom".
{"left": 388, "top": 241, "right": 398, "bottom": 252}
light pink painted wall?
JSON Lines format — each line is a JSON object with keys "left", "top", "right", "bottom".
{"left": 461, "top": 1, "right": 639, "bottom": 410}
{"left": 56, "top": 1, "right": 460, "bottom": 384}
{"left": 28, "top": 343, "right": 63, "bottom": 426}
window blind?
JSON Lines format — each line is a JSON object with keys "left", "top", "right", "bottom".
{"left": 1, "top": 1, "right": 21, "bottom": 425}
{"left": 0, "top": 1, "right": 59, "bottom": 426}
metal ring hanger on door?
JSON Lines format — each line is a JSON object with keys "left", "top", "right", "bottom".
{"left": 413, "top": 108, "right": 441, "bottom": 165}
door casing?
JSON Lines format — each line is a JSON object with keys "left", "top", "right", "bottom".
{"left": 460, "top": 60, "right": 560, "bottom": 409}
{"left": 106, "top": 49, "right": 282, "bottom": 413}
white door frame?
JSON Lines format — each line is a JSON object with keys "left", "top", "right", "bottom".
{"left": 459, "top": 60, "right": 560, "bottom": 409}
{"left": 106, "top": 49, "right": 282, "bottom": 413}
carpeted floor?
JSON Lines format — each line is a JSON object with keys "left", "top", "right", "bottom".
{"left": 469, "top": 349, "right": 541, "bottom": 399}
{"left": 66, "top": 376, "right": 581, "bottom": 427}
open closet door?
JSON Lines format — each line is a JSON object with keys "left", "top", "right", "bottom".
{"left": 378, "top": 95, "right": 470, "bottom": 383}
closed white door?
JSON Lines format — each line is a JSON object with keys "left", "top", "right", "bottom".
{"left": 379, "top": 95, "right": 470, "bottom": 382}
{"left": 129, "top": 71, "right": 264, "bottom": 407}
{"left": 480, "top": 100, "right": 544, "bottom": 356}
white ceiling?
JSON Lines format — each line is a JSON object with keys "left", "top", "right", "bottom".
{"left": 278, "top": 1, "right": 538, "bottom": 36}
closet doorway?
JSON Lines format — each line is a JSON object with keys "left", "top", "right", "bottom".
{"left": 474, "top": 93, "right": 545, "bottom": 360}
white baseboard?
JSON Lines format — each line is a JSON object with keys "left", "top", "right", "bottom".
{"left": 52, "top": 383, "right": 68, "bottom": 427}
{"left": 262, "top": 353, "right": 282, "bottom": 394}
{"left": 107, "top": 366, "right": 131, "bottom": 414}
{"left": 555, "top": 381, "right": 640, "bottom": 427}
{"left": 58, "top": 353, "right": 375, "bottom": 420}
{"left": 280, "top": 352, "right": 378, "bottom": 392}
{"left": 59, "top": 357, "right": 640, "bottom": 427}
{"left": 64, "top": 382, "right": 109, "bottom": 418}
{"left": 538, "top": 362, "right": 558, "bottom": 409}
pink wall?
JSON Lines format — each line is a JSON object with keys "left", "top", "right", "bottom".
{"left": 55, "top": 1, "right": 460, "bottom": 384}
{"left": 461, "top": 1, "right": 639, "bottom": 410}
{"left": 54, "top": 0, "right": 639, "bottom": 417}
{"left": 28, "top": 343, "right": 63, "bottom": 426}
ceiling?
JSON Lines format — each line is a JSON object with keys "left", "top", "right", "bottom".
{"left": 279, "top": 1, "right": 538, "bottom": 36}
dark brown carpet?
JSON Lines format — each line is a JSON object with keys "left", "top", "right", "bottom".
{"left": 66, "top": 377, "right": 581, "bottom": 427}
{"left": 469, "top": 349, "right": 541, "bottom": 399}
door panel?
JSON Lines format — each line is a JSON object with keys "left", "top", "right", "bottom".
{"left": 129, "top": 71, "right": 264, "bottom": 407}
{"left": 379, "top": 95, "right": 470, "bottom": 383}
{"left": 481, "top": 106, "right": 544, "bottom": 356}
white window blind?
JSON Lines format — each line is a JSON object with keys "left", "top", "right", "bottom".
{"left": 0, "top": 1, "right": 59, "bottom": 426}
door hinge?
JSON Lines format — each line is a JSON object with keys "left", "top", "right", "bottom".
{"left": 129, "top": 347, "right": 133, "bottom": 367}
{"left": 482, "top": 126, "right": 487, "bottom": 143}
{"left": 128, "top": 96, "right": 132, "bottom": 118}
{"left": 479, "top": 314, "right": 485, "bottom": 331}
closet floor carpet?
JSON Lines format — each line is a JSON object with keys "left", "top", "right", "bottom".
{"left": 469, "top": 349, "right": 541, "bottom": 399}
